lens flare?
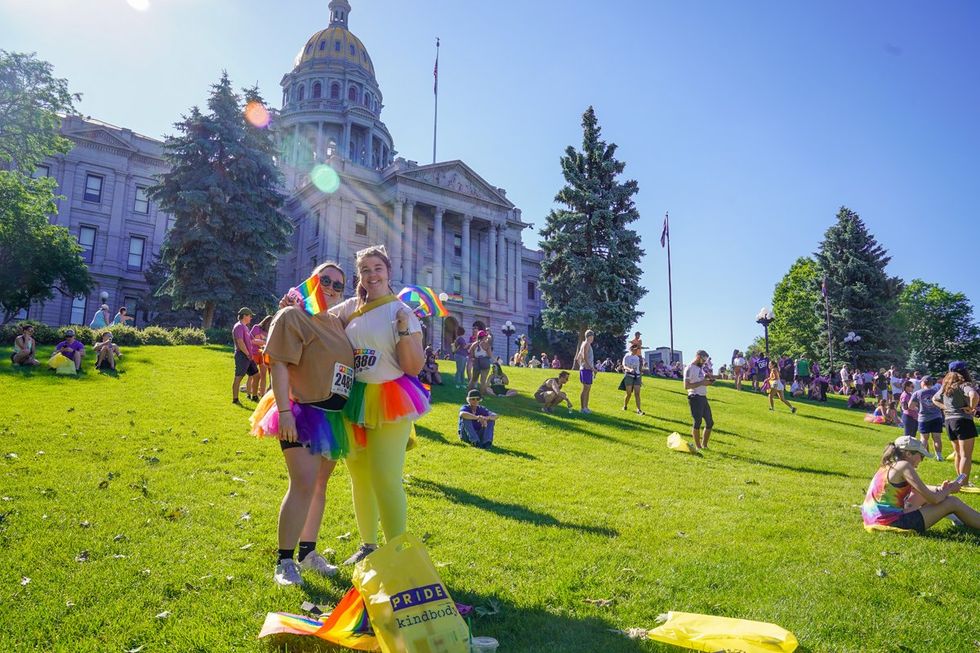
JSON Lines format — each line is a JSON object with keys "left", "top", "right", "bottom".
{"left": 126, "top": 0, "right": 151, "bottom": 11}
{"left": 244, "top": 101, "right": 271, "bottom": 128}
{"left": 310, "top": 164, "right": 341, "bottom": 194}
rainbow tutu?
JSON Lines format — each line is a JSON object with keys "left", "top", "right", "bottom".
{"left": 250, "top": 392, "right": 353, "bottom": 460}
{"left": 343, "top": 374, "right": 430, "bottom": 433}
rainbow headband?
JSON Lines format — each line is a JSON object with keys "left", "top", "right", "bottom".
{"left": 397, "top": 285, "right": 448, "bottom": 318}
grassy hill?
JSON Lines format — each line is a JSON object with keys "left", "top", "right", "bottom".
{"left": 0, "top": 346, "right": 977, "bottom": 653}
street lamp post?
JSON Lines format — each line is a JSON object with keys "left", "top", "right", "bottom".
{"left": 756, "top": 307, "right": 775, "bottom": 358}
{"left": 502, "top": 320, "right": 516, "bottom": 365}
{"left": 843, "top": 331, "right": 861, "bottom": 367}
{"left": 438, "top": 292, "right": 449, "bottom": 355}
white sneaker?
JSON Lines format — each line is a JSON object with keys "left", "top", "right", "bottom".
{"left": 936, "top": 453, "right": 943, "bottom": 461}
{"left": 299, "top": 550, "right": 338, "bottom": 577}
{"left": 581, "top": 408, "right": 592, "bottom": 414}
{"left": 948, "top": 514, "right": 964, "bottom": 526}
{"left": 274, "top": 558, "right": 303, "bottom": 586}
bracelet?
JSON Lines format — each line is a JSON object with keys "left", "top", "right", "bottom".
{"left": 398, "top": 329, "right": 411, "bottom": 337}
{"left": 278, "top": 409, "right": 291, "bottom": 413}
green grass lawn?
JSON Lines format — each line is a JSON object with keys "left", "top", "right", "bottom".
{"left": 0, "top": 347, "right": 977, "bottom": 653}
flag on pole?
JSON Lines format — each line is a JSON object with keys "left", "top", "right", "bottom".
{"left": 821, "top": 276, "right": 828, "bottom": 298}
{"left": 660, "top": 212, "right": 669, "bottom": 248}
{"left": 433, "top": 37, "right": 439, "bottom": 94}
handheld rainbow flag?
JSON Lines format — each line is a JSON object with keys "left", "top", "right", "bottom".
{"left": 291, "top": 273, "right": 330, "bottom": 316}
{"left": 397, "top": 285, "right": 448, "bottom": 318}
{"left": 258, "top": 587, "right": 377, "bottom": 650}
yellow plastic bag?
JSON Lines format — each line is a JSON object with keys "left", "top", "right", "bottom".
{"left": 647, "top": 611, "right": 798, "bottom": 653}
{"left": 352, "top": 533, "right": 469, "bottom": 653}
{"left": 48, "top": 353, "right": 76, "bottom": 375}
{"left": 667, "top": 432, "right": 696, "bottom": 454}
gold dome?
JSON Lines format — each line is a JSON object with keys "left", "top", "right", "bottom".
{"left": 295, "top": 26, "right": 375, "bottom": 78}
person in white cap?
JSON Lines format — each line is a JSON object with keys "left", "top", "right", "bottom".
{"left": 861, "top": 435, "right": 979, "bottom": 532}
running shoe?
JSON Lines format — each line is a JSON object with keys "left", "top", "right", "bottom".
{"left": 273, "top": 559, "right": 303, "bottom": 586}
{"left": 342, "top": 543, "right": 378, "bottom": 566}
{"left": 299, "top": 551, "right": 338, "bottom": 577}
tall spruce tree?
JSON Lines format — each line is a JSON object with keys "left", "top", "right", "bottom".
{"left": 148, "top": 73, "right": 289, "bottom": 328}
{"left": 814, "top": 207, "right": 903, "bottom": 369}
{"left": 539, "top": 107, "right": 646, "bottom": 353}
{"left": 898, "top": 279, "right": 980, "bottom": 374}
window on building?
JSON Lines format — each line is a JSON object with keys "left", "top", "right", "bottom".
{"left": 124, "top": 296, "right": 138, "bottom": 322}
{"left": 453, "top": 234, "right": 462, "bottom": 257}
{"left": 33, "top": 165, "right": 50, "bottom": 179}
{"left": 78, "top": 225, "right": 96, "bottom": 263}
{"left": 354, "top": 210, "right": 367, "bottom": 236}
{"left": 128, "top": 236, "right": 146, "bottom": 270}
{"left": 364, "top": 92, "right": 371, "bottom": 107}
{"left": 312, "top": 81, "right": 322, "bottom": 98}
{"left": 84, "top": 174, "right": 103, "bottom": 203}
{"left": 134, "top": 186, "right": 149, "bottom": 214}
{"left": 297, "top": 84, "right": 305, "bottom": 102}
{"left": 305, "top": 43, "right": 313, "bottom": 55}
{"left": 14, "top": 307, "right": 28, "bottom": 320}
{"left": 313, "top": 210, "right": 320, "bottom": 238}
{"left": 330, "top": 82, "right": 340, "bottom": 99}
{"left": 452, "top": 275, "right": 462, "bottom": 294}
{"left": 334, "top": 40, "right": 341, "bottom": 52}
{"left": 425, "top": 268, "right": 433, "bottom": 286}
{"left": 348, "top": 86, "right": 357, "bottom": 102}
{"left": 527, "top": 281, "right": 536, "bottom": 300}
{"left": 349, "top": 44, "right": 356, "bottom": 56}
{"left": 426, "top": 227, "right": 434, "bottom": 251}
{"left": 70, "top": 295, "right": 87, "bottom": 325}
{"left": 319, "top": 40, "right": 326, "bottom": 51}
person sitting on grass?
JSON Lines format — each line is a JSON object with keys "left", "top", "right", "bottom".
{"left": 11, "top": 324, "right": 39, "bottom": 366}
{"left": 535, "top": 370, "right": 572, "bottom": 413}
{"left": 487, "top": 360, "right": 518, "bottom": 397}
{"left": 551, "top": 355, "right": 562, "bottom": 369}
{"left": 848, "top": 387, "right": 869, "bottom": 409}
{"left": 458, "top": 389, "right": 498, "bottom": 449}
{"left": 419, "top": 346, "right": 443, "bottom": 386}
{"left": 50, "top": 329, "right": 84, "bottom": 371}
{"left": 862, "top": 435, "right": 980, "bottom": 532}
{"left": 93, "top": 331, "right": 122, "bottom": 371}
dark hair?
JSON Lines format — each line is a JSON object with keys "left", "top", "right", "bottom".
{"left": 558, "top": 370, "right": 570, "bottom": 378}
{"left": 456, "top": 326, "right": 465, "bottom": 337}
{"left": 472, "top": 320, "right": 486, "bottom": 330}
{"left": 100, "top": 331, "right": 111, "bottom": 340}
{"left": 256, "top": 315, "right": 273, "bottom": 332}
{"left": 903, "top": 381, "right": 913, "bottom": 391}
{"left": 118, "top": 306, "right": 127, "bottom": 314}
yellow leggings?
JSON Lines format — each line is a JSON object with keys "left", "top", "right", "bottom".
{"left": 345, "top": 419, "right": 411, "bottom": 545}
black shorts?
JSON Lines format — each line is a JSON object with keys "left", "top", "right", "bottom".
{"left": 688, "top": 394, "right": 713, "bottom": 429}
{"left": 918, "top": 416, "right": 943, "bottom": 435}
{"left": 946, "top": 417, "right": 977, "bottom": 442}
{"left": 235, "top": 350, "right": 258, "bottom": 377}
{"left": 889, "top": 510, "right": 926, "bottom": 533}
{"left": 901, "top": 414, "right": 918, "bottom": 437}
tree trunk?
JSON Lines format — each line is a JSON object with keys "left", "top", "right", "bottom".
{"left": 202, "top": 301, "right": 216, "bottom": 330}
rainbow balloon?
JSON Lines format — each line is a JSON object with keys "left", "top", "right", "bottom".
{"left": 291, "top": 273, "right": 330, "bottom": 316}
{"left": 259, "top": 587, "right": 377, "bottom": 650}
{"left": 397, "top": 285, "right": 448, "bottom": 318}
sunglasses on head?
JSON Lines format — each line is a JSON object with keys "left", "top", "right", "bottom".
{"left": 319, "top": 277, "right": 345, "bottom": 292}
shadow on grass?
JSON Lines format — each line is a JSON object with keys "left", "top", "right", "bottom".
{"left": 415, "top": 424, "right": 538, "bottom": 460}
{"left": 653, "top": 414, "right": 759, "bottom": 442}
{"left": 409, "top": 478, "right": 618, "bottom": 538}
{"left": 263, "top": 590, "right": 650, "bottom": 653}
{"left": 799, "top": 412, "right": 879, "bottom": 431}
{"left": 712, "top": 450, "right": 858, "bottom": 479}
{"left": 918, "top": 526, "right": 980, "bottom": 545}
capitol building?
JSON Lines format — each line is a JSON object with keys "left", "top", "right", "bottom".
{"left": 28, "top": 0, "right": 545, "bottom": 349}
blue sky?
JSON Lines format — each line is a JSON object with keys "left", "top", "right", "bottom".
{"left": 3, "top": 0, "right": 978, "bottom": 362}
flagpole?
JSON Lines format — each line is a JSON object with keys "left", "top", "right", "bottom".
{"left": 665, "top": 212, "right": 674, "bottom": 363}
{"left": 823, "top": 276, "right": 833, "bottom": 373}
{"left": 432, "top": 37, "right": 439, "bottom": 164}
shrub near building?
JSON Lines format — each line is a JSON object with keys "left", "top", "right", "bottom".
{"left": 1, "top": 321, "right": 207, "bottom": 347}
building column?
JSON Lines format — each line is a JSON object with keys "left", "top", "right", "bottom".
{"left": 390, "top": 198, "right": 404, "bottom": 286}
{"left": 433, "top": 207, "right": 444, "bottom": 291}
{"left": 343, "top": 120, "right": 352, "bottom": 161}
{"left": 461, "top": 214, "right": 472, "bottom": 301}
{"left": 495, "top": 223, "right": 505, "bottom": 302}
{"left": 316, "top": 121, "right": 324, "bottom": 162}
{"left": 487, "top": 222, "right": 497, "bottom": 303}
{"left": 515, "top": 236, "right": 524, "bottom": 315}
{"left": 403, "top": 200, "right": 415, "bottom": 281}
{"left": 292, "top": 124, "right": 300, "bottom": 164}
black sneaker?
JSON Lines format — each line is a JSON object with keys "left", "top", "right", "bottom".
{"left": 342, "top": 543, "right": 378, "bottom": 565}
{"left": 232, "top": 398, "right": 242, "bottom": 405}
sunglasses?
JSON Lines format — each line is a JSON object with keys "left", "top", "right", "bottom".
{"left": 319, "top": 277, "right": 345, "bottom": 292}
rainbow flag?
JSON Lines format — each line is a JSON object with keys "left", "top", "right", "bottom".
{"left": 290, "top": 273, "right": 330, "bottom": 316}
{"left": 397, "top": 285, "right": 448, "bottom": 318}
{"left": 446, "top": 293, "right": 464, "bottom": 303}
{"left": 258, "top": 587, "right": 377, "bottom": 650}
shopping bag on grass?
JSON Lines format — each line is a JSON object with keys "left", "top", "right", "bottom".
{"left": 667, "top": 432, "right": 696, "bottom": 454}
{"left": 352, "top": 533, "right": 469, "bottom": 653}
{"left": 48, "top": 353, "right": 76, "bottom": 375}
{"left": 647, "top": 611, "right": 798, "bottom": 653}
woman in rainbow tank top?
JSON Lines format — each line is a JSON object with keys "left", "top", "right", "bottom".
{"left": 332, "top": 246, "right": 428, "bottom": 565}
{"left": 862, "top": 435, "right": 980, "bottom": 532}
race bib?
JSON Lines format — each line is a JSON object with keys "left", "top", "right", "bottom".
{"left": 331, "top": 362, "right": 354, "bottom": 397}
{"left": 353, "top": 348, "right": 379, "bottom": 374}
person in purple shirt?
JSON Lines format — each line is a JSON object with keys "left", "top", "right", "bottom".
{"left": 52, "top": 329, "right": 85, "bottom": 371}
{"left": 232, "top": 308, "right": 258, "bottom": 405}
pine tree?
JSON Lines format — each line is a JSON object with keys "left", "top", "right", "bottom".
{"left": 539, "top": 107, "right": 646, "bottom": 354}
{"left": 148, "top": 73, "right": 290, "bottom": 328}
{"left": 814, "top": 207, "right": 903, "bottom": 369}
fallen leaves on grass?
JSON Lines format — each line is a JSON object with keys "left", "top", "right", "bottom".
{"left": 239, "top": 543, "right": 254, "bottom": 550}
{"left": 75, "top": 551, "right": 90, "bottom": 562}
{"left": 80, "top": 520, "right": 91, "bottom": 528}
{"left": 231, "top": 476, "right": 246, "bottom": 483}
{"left": 5, "top": 453, "right": 19, "bottom": 459}
{"left": 876, "top": 569, "right": 887, "bottom": 578}
{"left": 65, "top": 600, "right": 74, "bottom": 608}
{"left": 98, "top": 480, "right": 110, "bottom": 489}
{"left": 239, "top": 512, "right": 251, "bottom": 522}
{"left": 474, "top": 599, "right": 501, "bottom": 618}
{"left": 20, "top": 577, "right": 30, "bottom": 586}
{"left": 336, "top": 532, "right": 352, "bottom": 541}
{"left": 609, "top": 628, "right": 649, "bottom": 639}
{"left": 125, "top": 646, "right": 145, "bottom": 653}
{"left": 113, "top": 534, "right": 127, "bottom": 542}
{"left": 156, "top": 610, "right": 171, "bottom": 619}
{"left": 162, "top": 507, "right": 188, "bottom": 522}
{"left": 880, "top": 551, "right": 900, "bottom": 557}
{"left": 584, "top": 598, "right": 614, "bottom": 607}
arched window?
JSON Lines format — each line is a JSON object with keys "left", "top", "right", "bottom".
{"left": 319, "top": 40, "right": 326, "bottom": 51}
{"left": 349, "top": 44, "right": 356, "bottom": 56}
{"left": 312, "top": 82, "right": 322, "bottom": 99}
{"left": 348, "top": 86, "right": 357, "bottom": 102}
{"left": 305, "top": 43, "right": 313, "bottom": 55}
{"left": 330, "top": 82, "right": 340, "bottom": 99}
{"left": 364, "top": 92, "right": 371, "bottom": 107}
{"left": 297, "top": 84, "right": 305, "bottom": 102}
{"left": 282, "top": 89, "right": 288, "bottom": 106}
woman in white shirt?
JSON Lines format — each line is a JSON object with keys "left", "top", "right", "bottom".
{"left": 331, "top": 246, "right": 427, "bottom": 565}
{"left": 621, "top": 344, "right": 645, "bottom": 414}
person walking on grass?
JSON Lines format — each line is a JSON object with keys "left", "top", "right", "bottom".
{"left": 732, "top": 350, "right": 747, "bottom": 391}
{"left": 684, "top": 350, "right": 715, "bottom": 450}
{"left": 576, "top": 329, "right": 596, "bottom": 414}
{"left": 248, "top": 315, "right": 273, "bottom": 399}
{"left": 898, "top": 380, "right": 919, "bottom": 439}
{"left": 796, "top": 355, "right": 812, "bottom": 398}
{"left": 911, "top": 375, "right": 944, "bottom": 461}
{"left": 862, "top": 435, "right": 980, "bottom": 533}
{"left": 232, "top": 308, "right": 258, "bottom": 405}
{"left": 451, "top": 326, "right": 468, "bottom": 387}
{"left": 932, "top": 361, "right": 977, "bottom": 488}
{"left": 249, "top": 261, "right": 356, "bottom": 586}
{"left": 767, "top": 360, "right": 797, "bottom": 413}
{"left": 621, "top": 343, "right": 644, "bottom": 415}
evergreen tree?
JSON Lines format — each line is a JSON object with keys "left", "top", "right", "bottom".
{"left": 148, "top": 73, "right": 290, "bottom": 328}
{"left": 538, "top": 107, "right": 646, "bottom": 354}
{"left": 898, "top": 279, "right": 980, "bottom": 374}
{"left": 814, "top": 207, "right": 903, "bottom": 369}
{"left": 768, "top": 257, "right": 822, "bottom": 360}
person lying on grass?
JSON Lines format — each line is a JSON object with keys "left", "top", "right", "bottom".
{"left": 862, "top": 435, "right": 980, "bottom": 533}
{"left": 459, "top": 389, "right": 498, "bottom": 448}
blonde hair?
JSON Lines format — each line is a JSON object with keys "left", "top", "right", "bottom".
{"left": 354, "top": 246, "right": 393, "bottom": 307}
{"left": 312, "top": 260, "right": 345, "bottom": 284}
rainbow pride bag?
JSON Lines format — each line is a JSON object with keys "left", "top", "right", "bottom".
{"left": 352, "top": 533, "right": 469, "bottom": 653}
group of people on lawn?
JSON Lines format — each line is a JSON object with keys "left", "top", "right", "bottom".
{"left": 11, "top": 323, "right": 123, "bottom": 373}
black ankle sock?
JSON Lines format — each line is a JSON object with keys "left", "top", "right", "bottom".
{"left": 277, "top": 548, "right": 294, "bottom": 563}
{"left": 297, "top": 541, "right": 317, "bottom": 562}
